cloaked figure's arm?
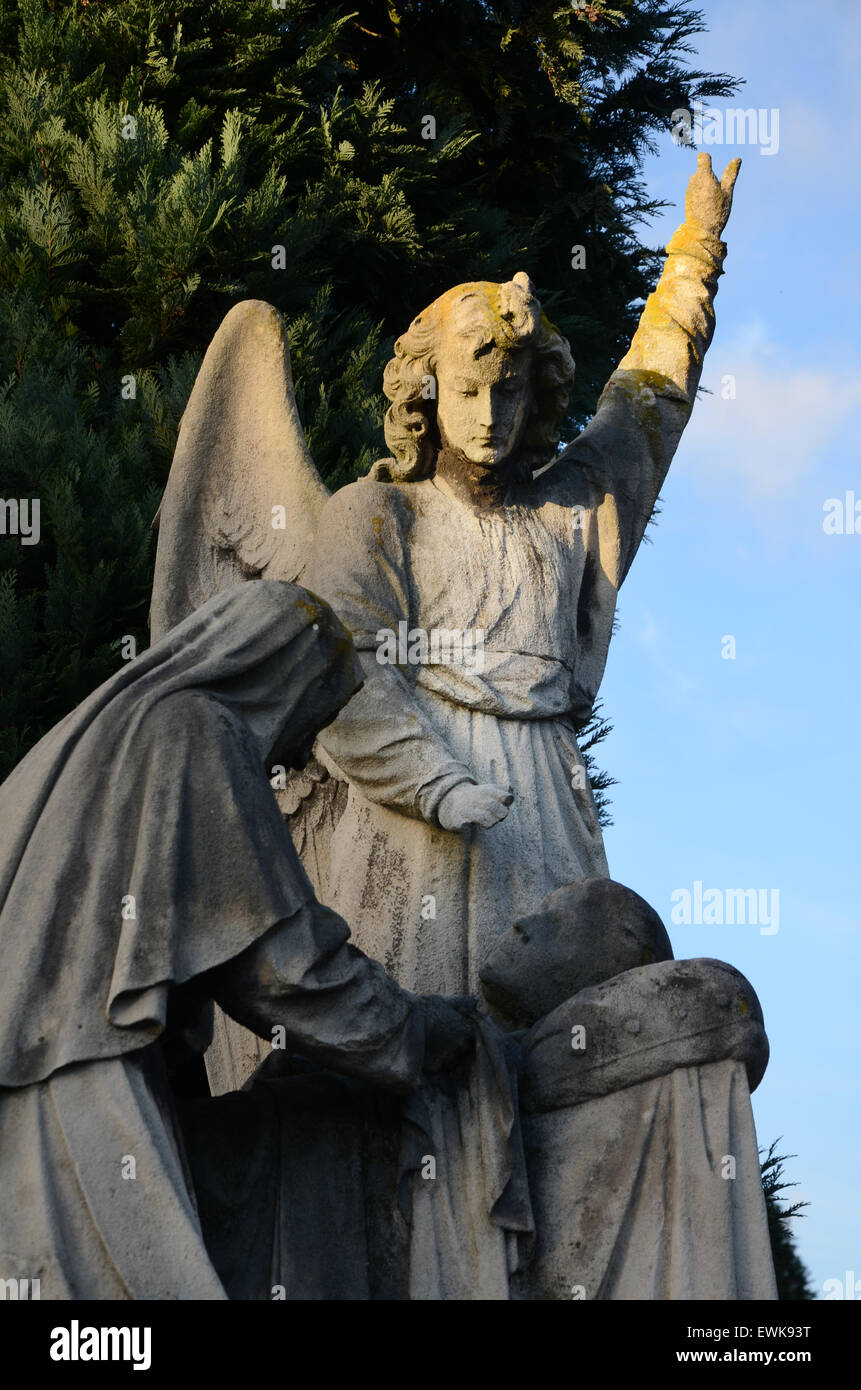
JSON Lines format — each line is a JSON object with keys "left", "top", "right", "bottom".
{"left": 208, "top": 900, "right": 475, "bottom": 1091}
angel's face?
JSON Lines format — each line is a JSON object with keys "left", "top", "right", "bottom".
{"left": 435, "top": 343, "right": 532, "bottom": 467}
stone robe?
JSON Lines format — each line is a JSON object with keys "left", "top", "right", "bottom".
{"left": 307, "top": 219, "right": 728, "bottom": 993}
{"left": 514, "top": 959, "right": 777, "bottom": 1300}
{"left": 0, "top": 584, "right": 428, "bottom": 1298}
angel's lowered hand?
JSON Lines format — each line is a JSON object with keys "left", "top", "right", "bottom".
{"left": 438, "top": 782, "right": 514, "bottom": 831}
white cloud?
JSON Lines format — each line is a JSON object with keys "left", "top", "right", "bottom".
{"left": 674, "top": 327, "right": 861, "bottom": 501}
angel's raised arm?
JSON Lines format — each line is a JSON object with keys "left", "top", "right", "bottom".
{"left": 554, "top": 154, "right": 740, "bottom": 590}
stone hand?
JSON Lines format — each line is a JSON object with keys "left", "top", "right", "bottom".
{"left": 438, "top": 781, "right": 514, "bottom": 831}
{"left": 421, "top": 994, "right": 477, "bottom": 1073}
{"left": 685, "top": 151, "right": 741, "bottom": 238}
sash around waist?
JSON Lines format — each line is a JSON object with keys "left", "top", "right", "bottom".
{"left": 354, "top": 626, "right": 595, "bottom": 720}
{"left": 411, "top": 647, "right": 587, "bottom": 721}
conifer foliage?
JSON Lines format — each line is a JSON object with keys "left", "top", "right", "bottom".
{"left": 0, "top": 0, "right": 737, "bottom": 773}
{"left": 0, "top": 4, "right": 812, "bottom": 1294}
{"left": 761, "top": 1142, "right": 815, "bottom": 1300}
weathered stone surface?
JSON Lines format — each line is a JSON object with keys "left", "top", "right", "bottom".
{"left": 515, "top": 1057, "right": 777, "bottom": 1301}
{"left": 303, "top": 161, "right": 739, "bottom": 1000}
{"left": 150, "top": 154, "right": 750, "bottom": 1122}
{"left": 519, "top": 956, "right": 768, "bottom": 1113}
{"left": 471, "top": 873, "right": 774, "bottom": 1303}
{"left": 480, "top": 877, "right": 674, "bottom": 1028}
{"left": 149, "top": 298, "right": 329, "bottom": 642}
{"left": 0, "top": 151, "right": 773, "bottom": 1302}
{"left": 0, "top": 583, "right": 479, "bottom": 1298}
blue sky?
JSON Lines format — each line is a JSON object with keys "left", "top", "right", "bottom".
{"left": 593, "top": 0, "right": 860, "bottom": 1296}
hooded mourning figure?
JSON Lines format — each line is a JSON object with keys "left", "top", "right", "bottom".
{"left": 0, "top": 581, "right": 474, "bottom": 1300}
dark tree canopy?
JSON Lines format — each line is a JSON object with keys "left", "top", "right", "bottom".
{"left": 0, "top": 0, "right": 738, "bottom": 773}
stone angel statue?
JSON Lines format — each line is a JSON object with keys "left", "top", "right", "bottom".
{"left": 151, "top": 154, "right": 741, "bottom": 1084}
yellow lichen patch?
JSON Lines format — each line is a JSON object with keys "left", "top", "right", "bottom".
{"left": 608, "top": 366, "right": 688, "bottom": 467}
{"left": 294, "top": 597, "right": 325, "bottom": 622}
{"left": 430, "top": 279, "right": 540, "bottom": 352}
{"left": 541, "top": 309, "right": 562, "bottom": 338}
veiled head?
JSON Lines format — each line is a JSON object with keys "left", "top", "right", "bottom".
{"left": 379, "top": 272, "right": 575, "bottom": 482}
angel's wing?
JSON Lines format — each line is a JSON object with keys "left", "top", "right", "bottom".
{"left": 149, "top": 300, "right": 349, "bottom": 1095}
{"left": 150, "top": 298, "right": 329, "bottom": 640}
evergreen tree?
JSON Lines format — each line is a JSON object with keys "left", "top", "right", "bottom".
{"left": 1, "top": 12, "right": 813, "bottom": 1298}
{"left": 578, "top": 701, "right": 617, "bottom": 827}
{"left": 761, "top": 1141, "right": 815, "bottom": 1301}
{"left": 0, "top": 0, "right": 739, "bottom": 776}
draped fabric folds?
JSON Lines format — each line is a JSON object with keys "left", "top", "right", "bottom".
{"left": 0, "top": 582, "right": 361, "bottom": 1087}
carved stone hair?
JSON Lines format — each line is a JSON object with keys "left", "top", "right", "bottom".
{"left": 375, "top": 271, "right": 576, "bottom": 483}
